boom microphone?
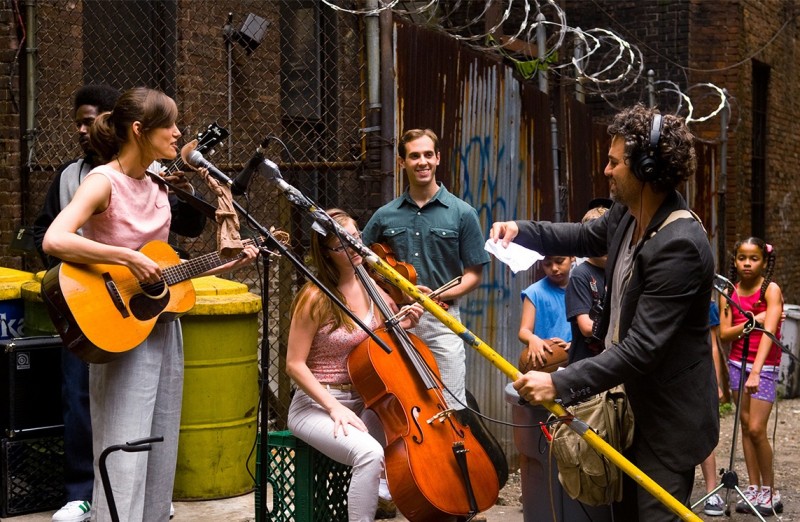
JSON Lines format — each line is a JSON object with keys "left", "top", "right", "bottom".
{"left": 260, "top": 158, "right": 308, "bottom": 204}
{"left": 184, "top": 149, "right": 234, "bottom": 188}
{"left": 232, "top": 136, "right": 272, "bottom": 195}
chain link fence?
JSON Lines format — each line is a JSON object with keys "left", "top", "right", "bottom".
{"left": 25, "top": 0, "right": 372, "bottom": 429}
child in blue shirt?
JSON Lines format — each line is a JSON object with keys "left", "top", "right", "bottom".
{"left": 518, "top": 255, "right": 573, "bottom": 370}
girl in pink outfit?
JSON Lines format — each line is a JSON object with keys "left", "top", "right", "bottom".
{"left": 719, "top": 237, "right": 783, "bottom": 517}
{"left": 285, "top": 209, "right": 423, "bottom": 522}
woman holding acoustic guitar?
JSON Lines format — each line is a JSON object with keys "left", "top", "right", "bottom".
{"left": 286, "top": 209, "right": 424, "bottom": 522}
{"left": 43, "top": 87, "right": 258, "bottom": 522}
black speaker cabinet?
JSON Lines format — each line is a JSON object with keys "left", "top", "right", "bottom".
{"left": 1, "top": 337, "right": 66, "bottom": 516}
{"left": 1, "top": 336, "right": 64, "bottom": 434}
{"left": 1, "top": 427, "right": 65, "bottom": 517}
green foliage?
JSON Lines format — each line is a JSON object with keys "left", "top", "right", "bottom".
{"left": 485, "top": 34, "right": 559, "bottom": 80}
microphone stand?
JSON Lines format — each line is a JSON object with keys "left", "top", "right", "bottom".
{"left": 691, "top": 278, "right": 785, "bottom": 520}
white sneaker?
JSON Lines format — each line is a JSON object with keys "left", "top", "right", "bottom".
{"left": 52, "top": 500, "right": 91, "bottom": 522}
{"left": 170, "top": 502, "right": 175, "bottom": 518}
{"left": 703, "top": 493, "right": 725, "bottom": 516}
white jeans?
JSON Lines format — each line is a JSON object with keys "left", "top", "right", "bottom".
{"left": 90, "top": 321, "right": 183, "bottom": 522}
{"left": 287, "top": 388, "right": 384, "bottom": 522}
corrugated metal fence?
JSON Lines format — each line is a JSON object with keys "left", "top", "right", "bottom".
{"left": 394, "top": 18, "right": 717, "bottom": 463}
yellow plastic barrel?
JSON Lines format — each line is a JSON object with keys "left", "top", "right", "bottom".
{"left": 21, "top": 271, "right": 58, "bottom": 336}
{"left": 174, "top": 275, "right": 262, "bottom": 500}
{"left": 0, "top": 268, "right": 34, "bottom": 339}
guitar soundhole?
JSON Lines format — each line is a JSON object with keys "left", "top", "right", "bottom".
{"left": 130, "top": 286, "right": 171, "bottom": 321}
{"left": 139, "top": 280, "right": 168, "bottom": 299}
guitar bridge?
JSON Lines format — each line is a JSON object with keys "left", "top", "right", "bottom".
{"left": 103, "top": 272, "right": 130, "bottom": 318}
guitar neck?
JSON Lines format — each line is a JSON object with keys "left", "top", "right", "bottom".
{"left": 162, "top": 238, "right": 257, "bottom": 285}
{"left": 161, "top": 158, "right": 186, "bottom": 177}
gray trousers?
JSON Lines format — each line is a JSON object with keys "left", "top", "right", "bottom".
{"left": 288, "top": 389, "right": 384, "bottom": 522}
{"left": 410, "top": 304, "right": 466, "bottom": 410}
{"left": 90, "top": 321, "right": 184, "bottom": 522}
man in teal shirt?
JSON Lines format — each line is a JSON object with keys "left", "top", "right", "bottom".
{"left": 361, "top": 128, "right": 489, "bottom": 411}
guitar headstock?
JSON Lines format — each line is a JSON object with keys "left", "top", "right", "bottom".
{"left": 194, "top": 122, "right": 230, "bottom": 156}
{"left": 162, "top": 122, "right": 230, "bottom": 176}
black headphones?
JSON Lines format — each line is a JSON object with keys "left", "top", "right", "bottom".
{"left": 632, "top": 113, "right": 663, "bottom": 182}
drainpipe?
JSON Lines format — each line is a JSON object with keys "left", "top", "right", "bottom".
{"left": 22, "top": 0, "right": 37, "bottom": 233}
{"left": 551, "top": 116, "right": 562, "bottom": 222}
{"left": 718, "top": 90, "right": 729, "bottom": 268}
{"left": 574, "top": 29, "right": 584, "bottom": 103}
{"left": 363, "top": 0, "right": 382, "bottom": 188}
{"left": 536, "top": 13, "right": 547, "bottom": 94}
{"left": 379, "top": 6, "right": 395, "bottom": 202}
{"left": 223, "top": 13, "right": 234, "bottom": 165}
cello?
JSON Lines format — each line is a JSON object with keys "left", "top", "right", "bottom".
{"left": 367, "top": 243, "right": 508, "bottom": 489}
{"left": 348, "top": 263, "right": 499, "bottom": 521}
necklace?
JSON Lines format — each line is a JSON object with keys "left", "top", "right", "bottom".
{"left": 116, "top": 157, "right": 127, "bottom": 177}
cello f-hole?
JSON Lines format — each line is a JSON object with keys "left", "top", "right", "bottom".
{"left": 411, "top": 406, "right": 424, "bottom": 444}
{"left": 446, "top": 414, "right": 466, "bottom": 438}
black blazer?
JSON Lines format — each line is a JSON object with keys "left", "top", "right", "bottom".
{"left": 514, "top": 190, "right": 719, "bottom": 472}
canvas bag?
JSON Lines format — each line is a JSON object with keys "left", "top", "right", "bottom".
{"left": 548, "top": 384, "right": 634, "bottom": 505}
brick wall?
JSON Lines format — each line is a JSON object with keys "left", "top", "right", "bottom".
{"left": 561, "top": 0, "right": 800, "bottom": 302}
{"left": 0, "top": 1, "right": 365, "bottom": 272}
{"left": 690, "top": 0, "right": 800, "bottom": 302}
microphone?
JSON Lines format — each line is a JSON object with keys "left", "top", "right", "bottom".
{"left": 259, "top": 158, "right": 309, "bottom": 205}
{"left": 184, "top": 149, "right": 234, "bottom": 188}
{"left": 712, "top": 273, "right": 734, "bottom": 294}
{"left": 231, "top": 137, "right": 271, "bottom": 195}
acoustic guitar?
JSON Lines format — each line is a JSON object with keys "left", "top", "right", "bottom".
{"left": 40, "top": 121, "right": 233, "bottom": 364}
{"left": 41, "top": 238, "right": 259, "bottom": 364}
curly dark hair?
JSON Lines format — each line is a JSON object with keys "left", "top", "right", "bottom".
{"left": 74, "top": 84, "right": 119, "bottom": 114}
{"left": 607, "top": 103, "right": 696, "bottom": 192}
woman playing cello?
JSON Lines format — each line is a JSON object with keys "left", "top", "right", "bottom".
{"left": 286, "top": 209, "right": 424, "bottom": 522}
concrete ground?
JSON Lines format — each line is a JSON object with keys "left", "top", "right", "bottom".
{"left": 1, "top": 491, "right": 525, "bottom": 522}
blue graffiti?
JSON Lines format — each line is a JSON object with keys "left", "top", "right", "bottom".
{"left": 450, "top": 132, "right": 531, "bottom": 322}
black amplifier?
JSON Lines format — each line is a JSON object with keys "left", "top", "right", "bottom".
{"left": 1, "top": 336, "right": 64, "bottom": 434}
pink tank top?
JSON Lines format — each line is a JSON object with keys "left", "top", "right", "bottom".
{"left": 306, "top": 304, "right": 377, "bottom": 384}
{"left": 729, "top": 285, "right": 782, "bottom": 367}
{"left": 81, "top": 164, "right": 170, "bottom": 249}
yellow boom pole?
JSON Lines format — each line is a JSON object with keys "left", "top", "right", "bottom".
{"left": 361, "top": 251, "right": 701, "bottom": 522}
{"left": 285, "top": 196, "right": 701, "bottom": 521}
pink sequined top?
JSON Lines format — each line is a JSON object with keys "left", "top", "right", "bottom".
{"left": 306, "top": 303, "right": 376, "bottom": 384}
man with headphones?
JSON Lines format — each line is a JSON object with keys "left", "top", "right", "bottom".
{"left": 491, "top": 103, "right": 719, "bottom": 521}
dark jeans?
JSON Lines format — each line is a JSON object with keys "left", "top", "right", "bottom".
{"left": 613, "top": 437, "right": 694, "bottom": 522}
{"left": 62, "top": 349, "right": 94, "bottom": 501}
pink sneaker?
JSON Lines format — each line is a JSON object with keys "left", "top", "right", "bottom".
{"left": 755, "top": 487, "right": 783, "bottom": 516}
{"left": 735, "top": 485, "right": 759, "bottom": 513}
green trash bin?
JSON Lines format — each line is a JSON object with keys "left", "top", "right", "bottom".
{"left": 174, "top": 275, "right": 262, "bottom": 500}
{"left": 21, "top": 272, "right": 58, "bottom": 336}
{"left": 0, "top": 268, "right": 34, "bottom": 339}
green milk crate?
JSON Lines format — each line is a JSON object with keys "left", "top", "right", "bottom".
{"left": 256, "top": 430, "right": 352, "bottom": 522}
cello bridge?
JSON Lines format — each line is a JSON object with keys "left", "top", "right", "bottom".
{"left": 426, "top": 409, "right": 456, "bottom": 424}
